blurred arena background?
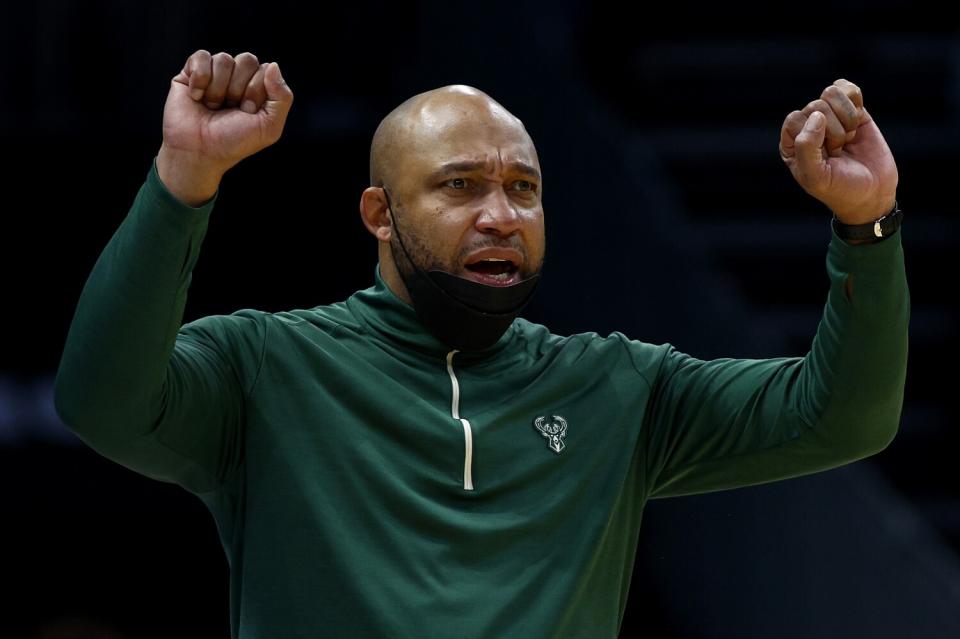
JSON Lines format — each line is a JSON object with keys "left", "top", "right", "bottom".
{"left": 2, "top": 1, "right": 957, "bottom": 637}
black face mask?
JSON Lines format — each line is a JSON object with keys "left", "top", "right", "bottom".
{"left": 382, "top": 187, "right": 541, "bottom": 352}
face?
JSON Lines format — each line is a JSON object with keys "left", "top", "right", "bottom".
{"left": 384, "top": 97, "right": 545, "bottom": 288}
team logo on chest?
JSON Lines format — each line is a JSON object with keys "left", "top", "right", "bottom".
{"left": 533, "top": 415, "right": 568, "bottom": 454}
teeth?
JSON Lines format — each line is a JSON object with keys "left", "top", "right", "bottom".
{"left": 481, "top": 258, "right": 508, "bottom": 262}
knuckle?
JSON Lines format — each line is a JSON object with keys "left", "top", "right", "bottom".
{"left": 786, "top": 110, "right": 804, "bottom": 123}
{"left": 236, "top": 52, "right": 259, "bottom": 66}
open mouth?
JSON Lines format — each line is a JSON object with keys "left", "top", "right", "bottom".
{"left": 463, "top": 258, "right": 521, "bottom": 286}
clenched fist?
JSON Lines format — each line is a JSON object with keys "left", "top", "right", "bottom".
{"left": 157, "top": 50, "right": 294, "bottom": 205}
{"left": 779, "top": 79, "right": 897, "bottom": 225}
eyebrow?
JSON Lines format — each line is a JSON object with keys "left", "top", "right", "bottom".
{"left": 430, "top": 160, "right": 541, "bottom": 183}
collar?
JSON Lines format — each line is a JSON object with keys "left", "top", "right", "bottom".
{"left": 345, "top": 264, "right": 519, "bottom": 362}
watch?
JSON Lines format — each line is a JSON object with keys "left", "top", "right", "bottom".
{"left": 832, "top": 201, "right": 903, "bottom": 241}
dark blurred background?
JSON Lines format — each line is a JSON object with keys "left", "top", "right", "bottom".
{"left": 2, "top": 1, "right": 957, "bottom": 637}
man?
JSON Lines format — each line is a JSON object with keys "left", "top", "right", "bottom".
{"left": 54, "top": 49, "right": 908, "bottom": 638}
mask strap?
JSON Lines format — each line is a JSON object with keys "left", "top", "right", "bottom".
{"left": 382, "top": 187, "right": 423, "bottom": 276}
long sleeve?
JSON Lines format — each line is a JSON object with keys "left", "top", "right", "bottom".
{"left": 641, "top": 221, "right": 909, "bottom": 499}
{"left": 53, "top": 160, "right": 267, "bottom": 495}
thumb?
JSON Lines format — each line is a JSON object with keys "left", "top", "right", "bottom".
{"left": 793, "top": 111, "right": 827, "bottom": 182}
{"left": 262, "top": 62, "right": 294, "bottom": 126}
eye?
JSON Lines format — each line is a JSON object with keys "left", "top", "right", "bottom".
{"left": 445, "top": 178, "right": 468, "bottom": 190}
{"left": 513, "top": 180, "right": 537, "bottom": 193}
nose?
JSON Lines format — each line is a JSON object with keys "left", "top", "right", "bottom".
{"left": 475, "top": 187, "right": 521, "bottom": 237}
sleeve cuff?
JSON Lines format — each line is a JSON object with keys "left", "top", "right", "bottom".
{"left": 144, "top": 156, "right": 220, "bottom": 215}
{"left": 827, "top": 216, "right": 903, "bottom": 270}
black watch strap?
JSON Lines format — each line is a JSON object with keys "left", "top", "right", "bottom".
{"left": 832, "top": 201, "right": 903, "bottom": 241}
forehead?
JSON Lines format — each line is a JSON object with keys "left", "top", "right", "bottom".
{"left": 401, "top": 100, "right": 540, "bottom": 180}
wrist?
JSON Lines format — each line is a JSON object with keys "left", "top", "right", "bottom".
{"left": 831, "top": 196, "right": 897, "bottom": 225}
{"left": 831, "top": 200, "right": 902, "bottom": 243}
{"left": 156, "top": 144, "right": 225, "bottom": 207}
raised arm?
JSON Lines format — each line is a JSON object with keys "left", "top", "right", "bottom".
{"left": 53, "top": 50, "right": 293, "bottom": 494}
{"left": 641, "top": 79, "right": 908, "bottom": 498}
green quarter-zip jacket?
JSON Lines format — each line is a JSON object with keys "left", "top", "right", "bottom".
{"left": 54, "top": 161, "right": 910, "bottom": 638}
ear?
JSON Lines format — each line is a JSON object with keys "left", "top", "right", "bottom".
{"left": 359, "top": 187, "right": 393, "bottom": 242}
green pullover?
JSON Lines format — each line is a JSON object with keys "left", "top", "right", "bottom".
{"left": 54, "top": 161, "right": 909, "bottom": 638}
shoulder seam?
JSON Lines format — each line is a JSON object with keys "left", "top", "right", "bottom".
{"left": 613, "top": 332, "right": 657, "bottom": 391}
{"left": 246, "top": 311, "right": 269, "bottom": 397}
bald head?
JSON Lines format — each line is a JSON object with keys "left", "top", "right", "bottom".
{"left": 358, "top": 84, "right": 545, "bottom": 307}
{"left": 369, "top": 84, "right": 535, "bottom": 188}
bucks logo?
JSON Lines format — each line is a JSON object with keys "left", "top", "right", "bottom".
{"left": 533, "top": 415, "right": 568, "bottom": 454}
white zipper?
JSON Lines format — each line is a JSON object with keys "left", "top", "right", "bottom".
{"left": 445, "top": 350, "right": 474, "bottom": 491}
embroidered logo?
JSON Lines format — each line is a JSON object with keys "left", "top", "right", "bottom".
{"left": 533, "top": 415, "right": 568, "bottom": 454}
